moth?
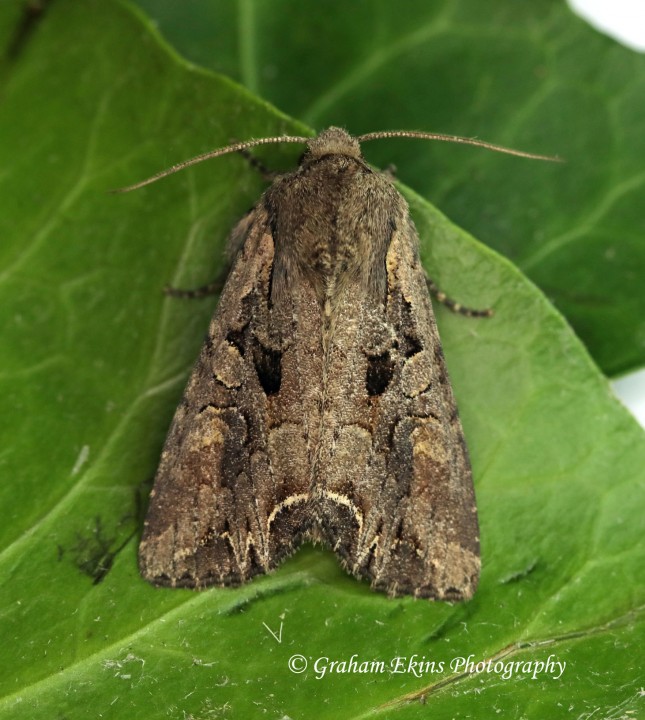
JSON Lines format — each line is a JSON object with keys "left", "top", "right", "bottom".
{"left": 120, "top": 127, "right": 555, "bottom": 601}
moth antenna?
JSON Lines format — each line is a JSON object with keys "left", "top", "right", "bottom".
{"left": 356, "top": 130, "right": 562, "bottom": 163}
{"left": 111, "top": 135, "right": 310, "bottom": 193}
{"left": 113, "top": 129, "right": 561, "bottom": 195}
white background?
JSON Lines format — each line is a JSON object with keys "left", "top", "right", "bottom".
{"left": 567, "top": 0, "right": 645, "bottom": 427}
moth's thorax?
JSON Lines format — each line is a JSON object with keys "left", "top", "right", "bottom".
{"left": 265, "top": 151, "right": 403, "bottom": 307}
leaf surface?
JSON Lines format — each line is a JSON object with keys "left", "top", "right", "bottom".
{"left": 0, "top": 2, "right": 643, "bottom": 718}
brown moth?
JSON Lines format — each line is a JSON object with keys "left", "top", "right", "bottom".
{"left": 124, "top": 127, "right": 556, "bottom": 600}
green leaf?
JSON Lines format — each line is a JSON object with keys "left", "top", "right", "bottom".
{"left": 131, "top": 0, "right": 645, "bottom": 377}
{"left": 0, "top": 1, "right": 643, "bottom": 719}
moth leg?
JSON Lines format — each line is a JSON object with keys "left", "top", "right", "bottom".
{"left": 426, "top": 276, "right": 493, "bottom": 317}
{"left": 381, "top": 163, "right": 398, "bottom": 179}
{"left": 163, "top": 279, "right": 224, "bottom": 299}
{"left": 236, "top": 147, "right": 281, "bottom": 181}
{"left": 165, "top": 206, "right": 259, "bottom": 298}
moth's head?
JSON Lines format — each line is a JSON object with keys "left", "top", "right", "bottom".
{"left": 305, "top": 127, "right": 362, "bottom": 161}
